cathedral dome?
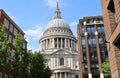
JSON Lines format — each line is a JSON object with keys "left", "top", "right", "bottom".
{"left": 45, "top": 2, "right": 70, "bottom": 30}
{"left": 39, "top": 2, "right": 77, "bottom": 52}
{"left": 46, "top": 18, "right": 70, "bottom": 30}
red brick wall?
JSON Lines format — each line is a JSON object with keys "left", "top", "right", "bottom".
{"left": 101, "top": 0, "right": 120, "bottom": 78}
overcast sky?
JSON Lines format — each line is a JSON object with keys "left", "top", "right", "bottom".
{"left": 0, "top": 0, "right": 102, "bottom": 51}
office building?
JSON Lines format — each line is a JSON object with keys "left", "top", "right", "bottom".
{"left": 77, "top": 16, "right": 108, "bottom": 78}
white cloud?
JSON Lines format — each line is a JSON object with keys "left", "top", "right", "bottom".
{"left": 44, "top": 0, "right": 60, "bottom": 8}
{"left": 24, "top": 25, "right": 44, "bottom": 52}
{"left": 27, "top": 46, "right": 39, "bottom": 52}
{"left": 69, "top": 21, "right": 78, "bottom": 27}
{"left": 24, "top": 25, "right": 44, "bottom": 41}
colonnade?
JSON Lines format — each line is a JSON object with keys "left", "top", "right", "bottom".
{"left": 52, "top": 72, "right": 71, "bottom": 78}
{"left": 40, "top": 37, "right": 76, "bottom": 51}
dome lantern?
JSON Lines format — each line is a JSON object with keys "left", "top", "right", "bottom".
{"left": 54, "top": 2, "right": 61, "bottom": 19}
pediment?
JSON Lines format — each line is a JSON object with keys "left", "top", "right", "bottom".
{"left": 52, "top": 49, "right": 72, "bottom": 55}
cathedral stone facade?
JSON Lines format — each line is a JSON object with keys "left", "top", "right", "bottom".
{"left": 39, "top": 3, "right": 80, "bottom": 78}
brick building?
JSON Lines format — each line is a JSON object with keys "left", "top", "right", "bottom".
{"left": 77, "top": 16, "right": 108, "bottom": 78}
{"left": 101, "top": 0, "right": 120, "bottom": 78}
{"left": 0, "top": 9, "right": 27, "bottom": 78}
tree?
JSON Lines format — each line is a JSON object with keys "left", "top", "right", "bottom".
{"left": 101, "top": 58, "right": 111, "bottom": 78}
{"left": 43, "top": 66, "right": 52, "bottom": 78}
{"left": 0, "top": 24, "right": 10, "bottom": 77}
{"left": 30, "top": 52, "right": 52, "bottom": 78}
{"left": 11, "top": 33, "right": 29, "bottom": 78}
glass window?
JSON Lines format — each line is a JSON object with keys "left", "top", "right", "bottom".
{"left": 92, "top": 38, "right": 96, "bottom": 44}
{"left": 87, "top": 26, "right": 94, "bottom": 34}
{"left": 10, "top": 24, "right": 13, "bottom": 32}
{"left": 14, "top": 28, "right": 18, "bottom": 36}
{"left": 9, "top": 35, "right": 12, "bottom": 43}
{"left": 99, "top": 37, "right": 103, "bottom": 43}
{"left": 96, "top": 19, "right": 100, "bottom": 23}
{"left": 91, "top": 64, "right": 95, "bottom": 68}
{"left": 101, "top": 26, "right": 104, "bottom": 32}
{"left": 87, "top": 27, "right": 91, "bottom": 33}
{"left": 82, "top": 48, "right": 86, "bottom": 52}
{"left": 84, "top": 64, "right": 88, "bottom": 68}
{"left": 91, "top": 27, "right": 94, "bottom": 33}
{"left": 97, "top": 25, "right": 104, "bottom": 33}
{"left": 81, "top": 26, "right": 84, "bottom": 33}
{"left": 60, "top": 58, "right": 64, "bottom": 65}
{"left": 89, "top": 20, "right": 93, "bottom": 24}
{"left": 69, "top": 39, "right": 71, "bottom": 48}
{"left": 4, "top": 18, "right": 9, "bottom": 29}
{"left": 81, "top": 37, "right": 85, "bottom": 45}
{"left": 88, "top": 38, "right": 92, "bottom": 44}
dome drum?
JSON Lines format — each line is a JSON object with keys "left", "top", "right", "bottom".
{"left": 43, "top": 27, "right": 73, "bottom": 36}
{"left": 40, "top": 36, "right": 77, "bottom": 51}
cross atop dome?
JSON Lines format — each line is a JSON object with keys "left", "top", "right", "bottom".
{"left": 54, "top": 2, "right": 62, "bottom": 19}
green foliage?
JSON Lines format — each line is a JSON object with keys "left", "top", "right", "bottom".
{"left": 43, "top": 66, "right": 52, "bottom": 78}
{"left": 0, "top": 24, "right": 52, "bottom": 78}
{"left": 30, "top": 52, "right": 45, "bottom": 78}
{"left": 30, "top": 52, "right": 52, "bottom": 78}
{"left": 102, "top": 58, "right": 111, "bottom": 78}
{"left": 11, "top": 33, "right": 30, "bottom": 78}
{"left": 0, "top": 24, "right": 10, "bottom": 72}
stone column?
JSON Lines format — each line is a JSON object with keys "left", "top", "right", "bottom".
{"left": 54, "top": 57, "right": 55, "bottom": 68}
{"left": 65, "top": 72, "right": 67, "bottom": 78}
{"left": 71, "top": 40, "right": 73, "bottom": 49}
{"left": 56, "top": 73, "right": 58, "bottom": 78}
{"left": 57, "top": 58, "right": 59, "bottom": 67}
{"left": 53, "top": 73, "right": 55, "bottom": 78}
{"left": 57, "top": 38, "right": 59, "bottom": 48}
{"left": 53, "top": 38, "right": 55, "bottom": 48}
{"left": 45, "top": 40, "right": 47, "bottom": 49}
{"left": 65, "top": 38, "right": 66, "bottom": 48}
{"left": 46, "top": 39, "right": 48, "bottom": 49}
{"left": 49, "top": 39, "right": 51, "bottom": 48}
{"left": 43, "top": 40, "right": 44, "bottom": 49}
{"left": 48, "top": 39, "right": 50, "bottom": 49}
{"left": 64, "top": 58, "right": 66, "bottom": 66}
{"left": 68, "top": 73, "right": 70, "bottom": 78}
{"left": 44, "top": 40, "right": 45, "bottom": 49}
{"left": 68, "top": 39, "right": 70, "bottom": 48}
{"left": 60, "top": 72, "right": 62, "bottom": 78}
{"left": 61, "top": 38, "right": 63, "bottom": 48}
